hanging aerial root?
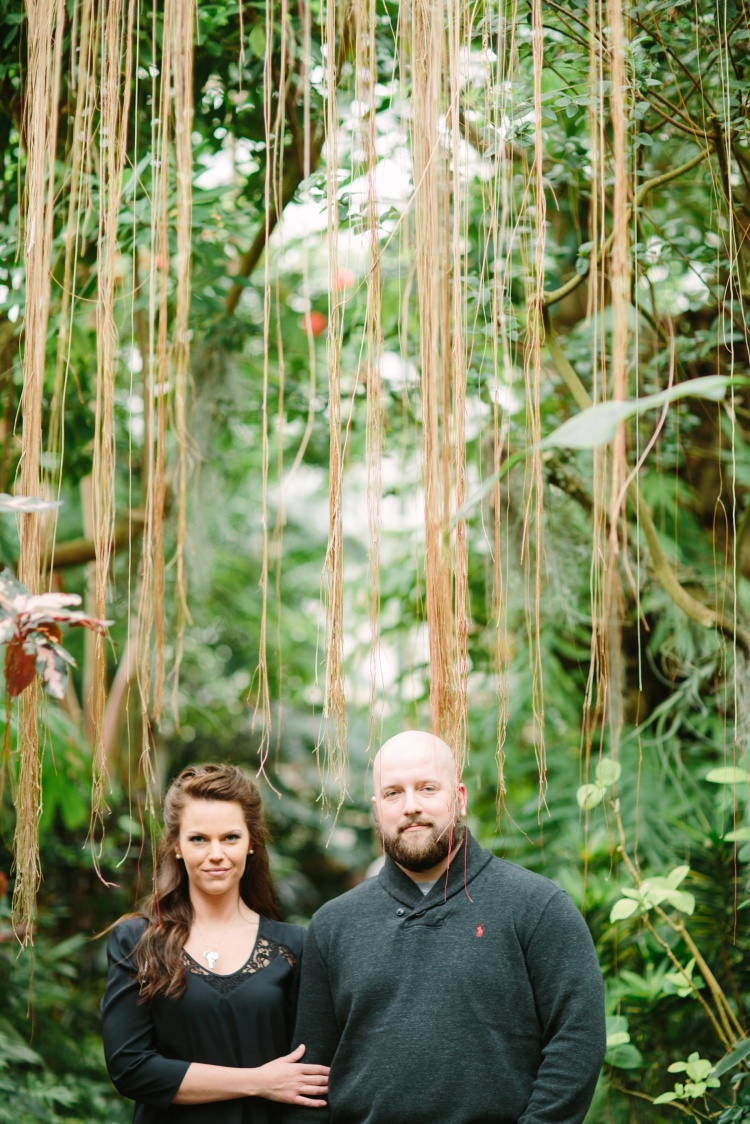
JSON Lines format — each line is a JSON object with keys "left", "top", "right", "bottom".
{"left": 171, "top": 0, "right": 196, "bottom": 723}
{"left": 521, "top": 0, "right": 547, "bottom": 803}
{"left": 14, "top": 0, "right": 66, "bottom": 942}
{"left": 320, "top": 0, "right": 348, "bottom": 806}
{"left": 90, "top": 0, "right": 136, "bottom": 864}
{"left": 411, "top": 0, "right": 461, "bottom": 751}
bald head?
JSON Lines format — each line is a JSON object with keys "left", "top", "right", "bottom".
{"left": 373, "top": 731, "right": 458, "bottom": 789}
{"left": 372, "top": 730, "right": 467, "bottom": 880}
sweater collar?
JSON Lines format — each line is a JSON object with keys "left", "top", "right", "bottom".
{"left": 378, "top": 830, "right": 493, "bottom": 908}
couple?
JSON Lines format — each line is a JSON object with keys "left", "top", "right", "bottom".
{"left": 101, "top": 731, "right": 606, "bottom": 1123}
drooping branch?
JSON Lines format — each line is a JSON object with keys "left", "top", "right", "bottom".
{"left": 542, "top": 149, "right": 709, "bottom": 309}
{"left": 545, "top": 321, "right": 750, "bottom": 653}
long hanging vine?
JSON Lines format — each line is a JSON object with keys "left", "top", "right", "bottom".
{"left": 5, "top": 0, "right": 749, "bottom": 975}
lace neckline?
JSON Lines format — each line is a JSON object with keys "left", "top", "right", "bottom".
{"left": 183, "top": 919, "right": 260, "bottom": 977}
{"left": 182, "top": 926, "right": 297, "bottom": 996}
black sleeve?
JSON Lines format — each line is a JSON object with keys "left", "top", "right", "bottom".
{"left": 519, "top": 891, "right": 607, "bottom": 1124}
{"left": 282, "top": 921, "right": 337, "bottom": 1123}
{"left": 101, "top": 920, "right": 191, "bottom": 1109}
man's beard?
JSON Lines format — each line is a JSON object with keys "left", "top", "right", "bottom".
{"left": 380, "top": 815, "right": 465, "bottom": 873}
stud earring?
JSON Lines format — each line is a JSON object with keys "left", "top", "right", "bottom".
{"left": 248, "top": 848, "right": 255, "bottom": 855}
{"left": 175, "top": 852, "right": 182, "bottom": 859}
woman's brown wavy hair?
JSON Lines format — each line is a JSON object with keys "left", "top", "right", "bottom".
{"left": 130, "top": 763, "right": 280, "bottom": 1001}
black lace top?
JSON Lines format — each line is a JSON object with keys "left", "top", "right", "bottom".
{"left": 182, "top": 936, "right": 298, "bottom": 997}
{"left": 102, "top": 915, "right": 305, "bottom": 1124}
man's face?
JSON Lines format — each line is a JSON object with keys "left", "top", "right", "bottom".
{"left": 372, "top": 738, "right": 467, "bottom": 874}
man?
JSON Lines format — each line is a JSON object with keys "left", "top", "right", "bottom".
{"left": 285, "top": 731, "right": 606, "bottom": 1124}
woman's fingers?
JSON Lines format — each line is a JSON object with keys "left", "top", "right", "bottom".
{"left": 285, "top": 1043, "right": 306, "bottom": 1062}
{"left": 297, "top": 1097, "right": 328, "bottom": 1107}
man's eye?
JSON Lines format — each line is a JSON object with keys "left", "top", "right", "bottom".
{"left": 383, "top": 791, "right": 398, "bottom": 799}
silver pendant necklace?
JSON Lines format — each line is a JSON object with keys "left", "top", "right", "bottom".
{"left": 191, "top": 908, "right": 256, "bottom": 972}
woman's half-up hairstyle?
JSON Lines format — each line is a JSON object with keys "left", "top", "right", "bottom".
{"left": 132, "top": 763, "right": 280, "bottom": 1001}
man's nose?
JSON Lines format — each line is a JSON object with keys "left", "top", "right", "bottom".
{"left": 402, "top": 788, "right": 422, "bottom": 814}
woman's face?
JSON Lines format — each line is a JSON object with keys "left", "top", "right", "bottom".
{"left": 176, "top": 797, "right": 252, "bottom": 900}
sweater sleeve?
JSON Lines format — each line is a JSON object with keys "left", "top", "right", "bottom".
{"left": 100, "top": 920, "right": 191, "bottom": 1109}
{"left": 282, "top": 920, "right": 337, "bottom": 1124}
{"left": 518, "top": 890, "right": 606, "bottom": 1124}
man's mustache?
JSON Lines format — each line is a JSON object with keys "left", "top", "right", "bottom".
{"left": 398, "top": 818, "right": 434, "bottom": 833}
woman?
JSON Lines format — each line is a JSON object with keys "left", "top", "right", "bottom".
{"left": 101, "top": 763, "right": 329, "bottom": 1122}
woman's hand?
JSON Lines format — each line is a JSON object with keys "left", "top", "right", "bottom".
{"left": 252, "top": 1043, "right": 330, "bottom": 1106}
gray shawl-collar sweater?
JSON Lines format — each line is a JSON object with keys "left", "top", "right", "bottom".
{"left": 285, "top": 832, "right": 605, "bottom": 1124}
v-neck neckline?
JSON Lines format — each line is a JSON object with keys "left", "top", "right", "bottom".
{"left": 184, "top": 915, "right": 263, "bottom": 977}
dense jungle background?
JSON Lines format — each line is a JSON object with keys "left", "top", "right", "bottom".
{"left": 1, "top": 0, "right": 750, "bottom": 1119}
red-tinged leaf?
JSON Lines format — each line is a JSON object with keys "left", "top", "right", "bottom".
{"left": 65, "top": 614, "right": 112, "bottom": 634}
{"left": 34, "top": 622, "right": 63, "bottom": 644}
{"left": 4, "top": 636, "right": 37, "bottom": 697}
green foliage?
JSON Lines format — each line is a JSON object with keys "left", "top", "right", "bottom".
{"left": 0, "top": 901, "right": 129, "bottom": 1123}
{"left": 1, "top": 0, "right": 750, "bottom": 1118}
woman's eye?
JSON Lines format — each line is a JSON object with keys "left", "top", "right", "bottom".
{"left": 188, "top": 835, "right": 205, "bottom": 843}
{"left": 225, "top": 834, "right": 240, "bottom": 841}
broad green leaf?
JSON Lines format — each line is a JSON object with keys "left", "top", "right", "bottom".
{"left": 248, "top": 23, "right": 266, "bottom": 56}
{"left": 605, "top": 1015, "right": 629, "bottom": 1038}
{"left": 639, "top": 879, "right": 672, "bottom": 906}
{"left": 706, "top": 767, "right": 750, "bottom": 785}
{"left": 723, "top": 826, "right": 750, "bottom": 842}
{"left": 610, "top": 898, "right": 639, "bottom": 922}
{"left": 684, "top": 1057, "right": 714, "bottom": 1082}
{"left": 653, "top": 1092, "right": 678, "bottom": 1104}
{"left": 606, "top": 1032, "right": 630, "bottom": 1047}
{"left": 577, "top": 783, "right": 604, "bottom": 810}
{"left": 0, "top": 1025, "right": 42, "bottom": 1067}
{"left": 605, "top": 1043, "right": 644, "bottom": 1069}
{"left": 667, "top": 890, "right": 695, "bottom": 916}
{"left": 541, "top": 376, "right": 746, "bottom": 451}
{"left": 595, "top": 759, "right": 621, "bottom": 787}
{"left": 713, "top": 1038, "right": 750, "bottom": 1078}
{"left": 665, "top": 865, "right": 690, "bottom": 890}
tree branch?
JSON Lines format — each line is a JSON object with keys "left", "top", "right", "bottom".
{"left": 224, "top": 123, "right": 325, "bottom": 317}
{"left": 224, "top": 2, "right": 354, "bottom": 317}
{"left": 544, "top": 322, "right": 750, "bottom": 651}
{"left": 44, "top": 511, "right": 145, "bottom": 572}
{"left": 543, "top": 150, "right": 708, "bottom": 308}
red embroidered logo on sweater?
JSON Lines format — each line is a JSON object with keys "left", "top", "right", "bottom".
{"left": 476, "top": 924, "right": 484, "bottom": 938}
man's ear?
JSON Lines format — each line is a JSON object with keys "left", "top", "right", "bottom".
{"left": 456, "top": 783, "right": 468, "bottom": 818}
